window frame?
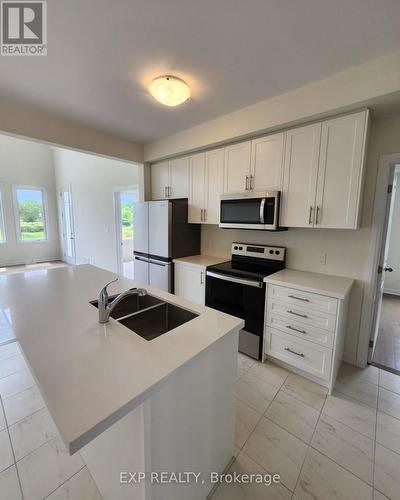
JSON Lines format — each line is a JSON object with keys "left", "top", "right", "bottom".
{"left": 12, "top": 184, "right": 49, "bottom": 244}
{"left": 0, "top": 184, "right": 6, "bottom": 244}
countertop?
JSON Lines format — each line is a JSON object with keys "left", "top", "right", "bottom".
{"left": 264, "top": 269, "right": 354, "bottom": 299}
{"left": 173, "top": 255, "right": 228, "bottom": 268}
{"left": 0, "top": 265, "right": 243, "bottom": 454}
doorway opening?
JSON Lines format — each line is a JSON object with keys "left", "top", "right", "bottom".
{"left": 370, "top": 164, "right": 400, "bottom": 374}
{"left": 60, "top": 186, "right": 76, "bottom": 265}
{"left": 115, "top": 190, "right": 137, "bottom": 279}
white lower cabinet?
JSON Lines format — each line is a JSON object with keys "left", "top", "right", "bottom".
{"left": 264, "top": 281, "right": 350, "bottom": 392}
{"left": 174, "top": 262, "right": 206, "bottom": 305}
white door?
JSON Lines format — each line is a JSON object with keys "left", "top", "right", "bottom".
{"left": 369, "top": 169, "right": 397, "bottom": 360}
{"left": 188, "top": 153, "right": 206, "bottom": 223}
{"left": 115, "top": 192, "right": 136, "bottom": 279}
{"left": 133, "top": 202, "right": 149, "bottom": 255}
{"left": 148, "top": 201, "right": 170, "bottom": 258}
{"left": 205, "top": 148, "right": 225, "bottom": 224}
{"left": 250, "top": 133, "right": 285, "bottom": 190}
{"left": 280, "top": 123, "right": 321, "bottom": 228}
{"left": 60, "top": 187, "right": 76, "bottom": 265}
{"left": 169, "top": 157, "right": 189, "bottom": 199}
{"left": 224, "top": 141, "right": 251, "bottom": 193}
{"left": 134, "top": 256, "right": 149, "bottom": 286}
{"left": 151, "top": 161, "right": 170, "bottom": 200}
{"left": 174, "top": 264, "right": 205, "bottom": 305}
{"left": 315, "top": 111, "right": 368, "bottom": 229}
{"left": 149, "top": 261, "right": 171, "bottom": 292}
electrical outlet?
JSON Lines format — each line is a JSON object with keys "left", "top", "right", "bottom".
{"left": 320, "top": 253, "right": 327, "bottom": 265}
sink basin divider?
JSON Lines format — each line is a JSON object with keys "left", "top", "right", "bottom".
{"left": 113, "top": 301, "right": 167, "bottom": 322}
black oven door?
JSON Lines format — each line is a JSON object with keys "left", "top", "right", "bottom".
{"left": 205, "top": 271, "right": 265, "bottom": 360}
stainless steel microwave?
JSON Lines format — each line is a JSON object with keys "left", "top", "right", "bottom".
{"left": 219, "top": 191, "right": 284, "bottom": 231}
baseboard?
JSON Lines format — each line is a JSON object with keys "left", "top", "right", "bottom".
{"left": 0, "top": 256, "right": 62, "bottom": 267}
{"left": 342, "top": 352, "right": 356, "bottom": 366}
{"left": 383, "top": 288, "right": 400, "bottom": 297}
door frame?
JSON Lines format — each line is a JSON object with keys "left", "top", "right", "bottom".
{"left": 59, "top": 184, "right": 76, "bottom": 265}
{"left": 357, "top": 153, "right": 400, "bottom": 367}
{"left": 113, "top": 186, "right": 138, "bottom": 276}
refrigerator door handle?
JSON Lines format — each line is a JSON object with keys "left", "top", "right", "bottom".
{"left": 134, "top": 256, "right": 149, "bottom": 263}
{"left": 149, "top": 259, "right": 169, "bottom": 267}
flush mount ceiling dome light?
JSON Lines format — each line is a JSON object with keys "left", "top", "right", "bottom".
{"left": 149, "top": 75, "right": 190, "bottom": 107}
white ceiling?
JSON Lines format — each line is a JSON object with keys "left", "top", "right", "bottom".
{"left": 1, "top": 0, "right": 400, "bottom": 143}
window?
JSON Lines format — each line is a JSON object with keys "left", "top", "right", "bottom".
{"left": 0, "top": 188, "right": 5, "bottom": 243}
{"left": 13, "top": 186, "right": 48, "bottom": 242}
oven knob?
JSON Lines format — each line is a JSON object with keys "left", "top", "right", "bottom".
{"left": 234, "top": 246, "right": 238, "bottom": 250}
{"left": 239, "top": 246, "right": 243, "bottom": 250}
{"left": 269, "top": 250, "right": 274, "bottom": 254}
{"left": 275, "top": 251, "right": 280, "bottom": 255}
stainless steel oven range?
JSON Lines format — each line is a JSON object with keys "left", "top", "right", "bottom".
{"left": 205, "top": 242, "right": 286, "bottom": 360}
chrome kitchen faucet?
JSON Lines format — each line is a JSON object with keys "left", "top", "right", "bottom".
{"left": 98, "top": 278, "right": 147, "bottom": 323}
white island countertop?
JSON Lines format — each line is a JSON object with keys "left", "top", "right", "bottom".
{"left": 0, "top": 265, "right": 243, "bottom": 454}
{"left": 264, "top": 269, "right": 354, "bottom": 299}
{"left": 173, "top": 254, "right": 228, "bottom": 268}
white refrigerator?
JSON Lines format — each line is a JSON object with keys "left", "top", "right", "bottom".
{"left": 133, "top": 199, "right": 200, "bottom": 292}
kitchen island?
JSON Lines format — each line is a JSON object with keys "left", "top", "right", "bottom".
{"left": 0, "top": 264, "right": 243, "bottom": 500}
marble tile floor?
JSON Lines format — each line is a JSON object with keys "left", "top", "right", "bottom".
{"left": 2, "top": 338, "right": 400, "bottom": 499}
{"left": 212, "top": 353, "right": 400, "bottom": 500}
{"left": 0, "top": 341, "right": 102, "bottom": 500}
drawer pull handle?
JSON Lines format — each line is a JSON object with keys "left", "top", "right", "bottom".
{"left": 288, "top": 295, "right": 310, "bottom": 302}
{"left": 284, "top": 347, "right": 305, "bottom": 358}
{"left": 287, "top": 325, "right": 307, "bottom": 335}
{"left": 287, "top": 310, "right": 308, "bottom": 319}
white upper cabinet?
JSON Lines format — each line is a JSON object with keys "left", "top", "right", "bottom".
{"left": 205, "top": 148, "right": 225, "bottom": 224}
{"left": 281, "top": 123, "right": 321, "bottom": 228}
{"left": 188, "top": 148, "right": 224, "bottom": 224}
{"left": 188, "top": 153, "right": 206, "bottom": 223}
{"left": 224, "top": 141, "right": 251, "bottom": 193}
{"left": 314, "top": 111, "right": 369, "bottom": 229}
{"left": 250, "top": 132, "right": 285, "bottom": 190}
{"left": 169, "top": 157, "right": 189, "bottom": 199}
{"left": 151, "top": 157, "right": 189, "bottom": 200}
{"left": 151, "top": 161, "right": 169, "bottom": 200}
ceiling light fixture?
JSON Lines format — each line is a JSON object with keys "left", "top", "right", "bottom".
{"left": 149, "top": 75, "right": 190, "bottom": 107}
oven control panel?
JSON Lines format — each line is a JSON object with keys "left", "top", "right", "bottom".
{"left": 231, "top": 242, "right": 285, "bottom": 261}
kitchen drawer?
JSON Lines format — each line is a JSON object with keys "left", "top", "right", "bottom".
{"left": 267, "top": 298, "right": 336, "bottom": 332}
{"left": 267, "top": 312, "right": 334, "bottom": 348}
{"left": 268, "top": 284, "right": 338, "bottom": 316}
{"left": 266, "top": 327, "right": 332, "bottom": 381}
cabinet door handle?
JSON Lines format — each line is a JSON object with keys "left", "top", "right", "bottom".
{"left": 201, "top": 209, "right": 204, "bottom": 222}
{"left": 200, "top": 271, "right": 204, "bottom": 285}
{"left": 245, "top": 175, "right": 249, "bottom": 190}
{"left": 164, "top": 186, "right": 168, "bottom": 198}
{"left": 308, "top": 206, "right": 313, "bottom": 225}
{"left": 286, "top": 325, "right": 307, "bottom": 335}
{"left": 315, "top": 206, "right": 320, "bottom": 224}
{"left": 288, "top": 295, "right": 310, "bottom": 302}
{"left": 203, "top": 208, "right": 206, "bottom": 221}
{"left": 168, "top": 186, "right": 172, "bottom": 197}
{"left": 287, "top": 310, "right": 308, "bottom": 319}
{"left": 250, "top": 174, "right": 254, "bottom": 190}
{"left": 284, "top": 347, "right": 305, "bottom": 358}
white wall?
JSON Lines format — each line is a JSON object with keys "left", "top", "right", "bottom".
{"left": 54, "top": 148, "right": 139, "bottom": 273}
{"left": 0, "top": 134, "right": 60, "bottom": 265}
{"left": 0, "top": 96, "right": 143, "bottom": 164}
{"left": 384, "top": 170, "right": 400, "bottom": 295}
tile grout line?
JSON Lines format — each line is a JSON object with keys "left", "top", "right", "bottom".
{"left": 291, "top": 389, "right": 328, "bottom": 497}
{"left": 43, "top": 464, "right": 87, "bottom": 500}
{"left": 0, "top": 395, "right": 25, "bottom": 500}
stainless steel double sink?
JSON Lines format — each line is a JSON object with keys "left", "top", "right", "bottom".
{"left": 90, "top": 293, "right": 198, "bottom": 341}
